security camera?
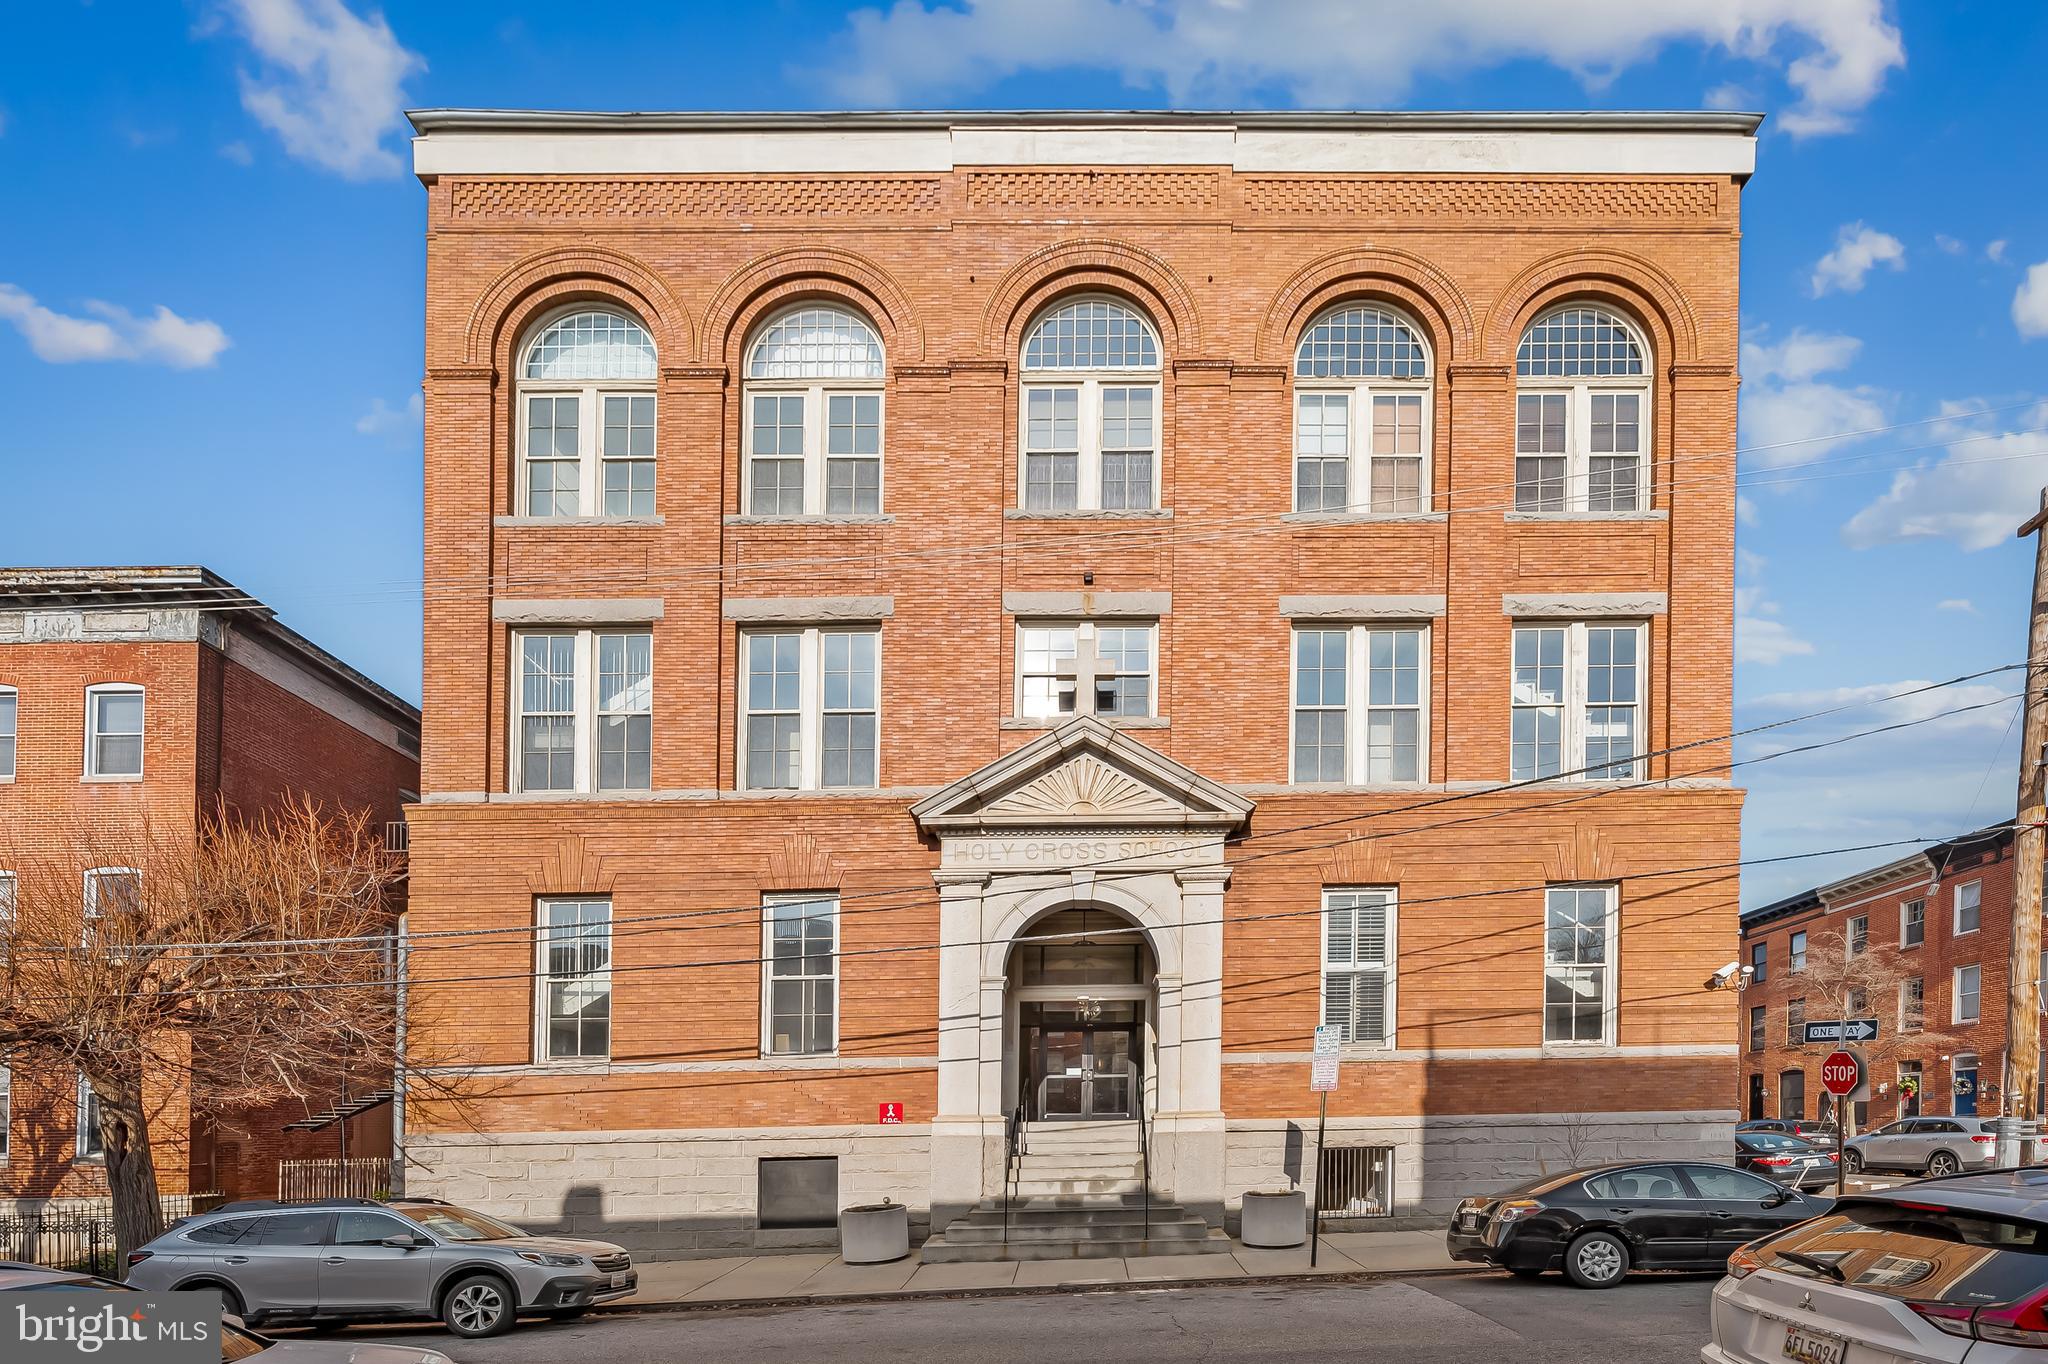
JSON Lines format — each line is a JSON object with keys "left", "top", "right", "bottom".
{"left": 1705, "top": 961, "right": 1753, "bottom": 991}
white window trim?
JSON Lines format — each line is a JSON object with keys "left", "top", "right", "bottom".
{"left": 1789, "top": 930, "right": 1807, "bottom": 973}
{"left": 1514, "top": 310, "right": 1653, "bottom": 514}
{"left": 1953, "top": 964, "right": 1982, "bottom": 1024}
{"left": 741, "top": 374, "right": 887, "bottom": 517}
{"left": 1900, "top": 976, "right": 1925, "bottom": 1032}
{"left": 737, "top": 627, "right": 883, "bottom": 791}
{"left": 1288, "top": 623, "right": 1431, "bottom": 785}
{"left": 507, "top": 628, "right": 653, "bottom": 796}
{"left": 515, "top": 308, "right": 657, "bottom": 519}
{"left": 1509, "top": 620, "right": 1647, "bottom": 781}
{"left": 761, "top": 893, "right": 840, "bottom": 1059}
{"left": 0, "top": 683, "right": 16, "bottom": 783}
{"left": 1018, "top": 297, "right": 1163, "bottom": 513}
{"left": 533, "top": 897, "right": 613, "bottom": 1064}
{"left": 1848, "top": 914, "right": 1869, "bottom": 956}
{"left": 1953, "top": 879, "right": 1982, "bottom": 936}
{"left": 1542, "top": 883, "right": 1619, "bottom": 1048}
{"left": 76, "top": 1072, "right": 102, "bottom": 1161}
{"left": 1291, "top": 379, "right": 1433, "bottom": 513}
{"left": 83, "top": 866, "right": 139, "bottom": 950}
{"left": 1012, "top": 620, "right": 1157, "bottom": 722}
{"left": 1319, "top": 887, "right": 1398, "bottom": 1051}
{"left": 0, "top": 1060, "right": 9, "bottom": 1163}
{"left": 82, "top": 683, "right": 144, "bottom": 781}
{"left": 1901, "top": 897, "right": 1926, "bottom": 947}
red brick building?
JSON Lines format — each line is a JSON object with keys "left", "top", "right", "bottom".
{"left": 402, "top": 109, "right": 1756, "bottom": 1254}
{"left": 1739, "top": 827, "right": 2039, "bottom": 1130}
{"left": 0, "top": 566, "right": 420, "bottom": 1208}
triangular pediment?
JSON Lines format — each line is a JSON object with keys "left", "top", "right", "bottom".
{"left": 911, "top": 717, "right": 1253, "bottom": 833}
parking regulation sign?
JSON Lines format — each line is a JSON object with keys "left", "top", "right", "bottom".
{"left": 1820, "top": 1051, "right": 1860, "bottom": 1097}
{"left": 1311, "top": 1024, "right": 1341, "bottom": 1092}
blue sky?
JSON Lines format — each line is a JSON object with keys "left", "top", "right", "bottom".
{"left": 4, "top": 1, "right": 2046, "bottom": 904}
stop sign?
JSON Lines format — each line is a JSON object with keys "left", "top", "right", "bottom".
{"left": 1821, "top": 1050, "right": 1860, "bottom": 1096}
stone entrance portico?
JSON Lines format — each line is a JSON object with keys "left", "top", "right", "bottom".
{"left": 909, "top": 718, "right": 1253, "bottom": 1228}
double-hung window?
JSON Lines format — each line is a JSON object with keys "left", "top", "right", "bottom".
{"left": 536, "top": 898, "right": 611, "bottom": 1062}
{"left": 1786, "top": 997, "right": 1805, "bottom": 1046}
{"left": 1514, "top": 306, "right": 1651, "bottom": 512}
{"left": 1019, "top": 298, "right": 1162, "bottom": 512}
{"left": 1291, "top": 625, "right": 1427, "bottom": 783}
{"left": 1543, "top": 885, "right": 1616, "bottom": 1044}
{"left": 1015, "top": 621, "right": 1155, "bottom": 721}
{"left": 744, "top": 306, "right": 887, "bottom": 515}
{"left": 76, "top": 1073, "right": 102, "bottom": 1160}
{"left": 83, "top": 867, "right": 140, "bottom": 950}
{"left": 764, "top": 894, "right": 837, "bottom": 1056}
{"left": 0, "top": 1062, "right": 8, "bottom": 1160}
{"left": 1955, "top": 964, "right": 1982, "bottom": 1024}
{"left": 1848, "top": 915, "right": 1869, "bottom": 956}
{"left": 0, "top": 684, "right": 15, "bottom": 779}
{"left": 84, "top": 684, "right": 143, "bottom": 779}
{"left": 1510, "top": 622, "right": 1645, "bottom": 781}
{"left": 1292, "top": 305, "right": 1432, "bottom": 513}
{"left": 1750, "top": 940, "right": 1767, "bottom": 983}
{"left": 1900, "top": 976, "right": 1925, "bottom": 1031}
{"left": 1322, "top": 888, "right": 1396, "bottom": 1046}
{"left": 1902, "top": 898, "right": 1925, "bottom": 947}
{"left": 513, "top": 629, "right": 652, "bottom": 794}
{"left": 741, "top": 628, "right": 879, "bottom": 790}
{"left": 1954, "top": 880, "right": 1981, "bottom": 935}
{"left": 1748, "top": 1005, "right": 1765, "bottom": 1051}
{"left": 517, "top": 310, "right": 658, "bottom": 518}
{"left": 1790, "top": 930, "right": 1807, "bottom": 972}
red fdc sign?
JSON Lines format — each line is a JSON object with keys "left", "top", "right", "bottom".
{"left": 1821, "top": 1051, "right": 1860, "bottom": 1097}
{"left": 878, "top": 1102, "right": 904, "bottom": 1125}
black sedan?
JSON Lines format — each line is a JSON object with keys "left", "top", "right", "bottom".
{"left": 1446, "top": 1161, "right": 1830, "bottom": 1288}
{"left": 1736, "top": 1117, "right": 1838, "bottom": 1142}
{"left": 1734, "top": 1130, "right": 1839, "bottom": 1190}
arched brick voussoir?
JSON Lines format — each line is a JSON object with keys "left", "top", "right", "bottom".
{"left": 1256, "top": 246, "right": 1475, "bottom": 367}
{"left": 699, "top": 246, "right": 925, "bottom": 367}
{"left": 980, "top": 239, "right": 1204, "bottom": 357}
{"left": 1485, "top": 249, "right": 1702, "bottom": 366}
{"left": 465, "top": 245, "right": 693, "bottom": 369}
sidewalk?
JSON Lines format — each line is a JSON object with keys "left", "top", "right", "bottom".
{"left": 608, "top": 1229, "right": 1463, "bottom": 1310}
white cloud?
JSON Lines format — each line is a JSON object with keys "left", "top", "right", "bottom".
{"left": 1842, "top": 400, "right": 2048, "bottom": 551}
{"left": 1937, "top": 598, "right": 1977, "bottom": 614}
{"left": 1705, "top": 82, "right": 1755, "bottom": 111}
{"left": 0, "top": 284, "right": 230, "bottom": 368}
{"left": 1811, "top": 221, "right": 1905, "bottom": 296}
{"left": 1935, "top": 233, "right": 1965, "bottom": 256}
{"left": 2014, "top": 262, "right": 2048, "bottom": 340}
{"left": 218, "top": 0, "right": 424, "bottom": 179}
{"left": 820, "top": 0, "right": 1902, "bottom": 136}
{"left": 355, "top": 391, "right": 422, "bottom": 440}
{"left": 1740, "top": 328, "right": 1886, "bottom": 467}
{"left": 1989, "top": 240, "right": 2010, "bottom": 264}
{"left": 1736, "top": 493, "right": 1760, "bottom": 527}
{"left": 1733, "top": 549, "right": 1813, "bottom": 666}
{"left": 220, "top": 140, "right": 255, "bottom": 166}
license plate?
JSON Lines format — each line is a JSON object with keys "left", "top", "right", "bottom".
{"left": 1782, "top": 1325, "right": 1846, "bottom": 1364}
{"left": 1459, "top": 1213, "right": 1481, "bottom": 1230}
{"left": 610, "top": 1273, "right": 629, "bottom": 1289}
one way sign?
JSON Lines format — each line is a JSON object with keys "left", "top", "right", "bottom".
{"left": 1804, "top": 1018, "right": 1880, "bottom": 1044}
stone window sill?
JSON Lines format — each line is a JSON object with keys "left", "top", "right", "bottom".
{"left": 724, "top": 514, "right": 895, "bottom": 526}
{"left": 1283, "top": 511, "right": 1447, "bottom": 525}
{"left": 1504, "top": 510, "right": 1668, "bottom": 522}
{"left": 998, "top": 715, "right": 1169, "bottom": 730}
{"left": 1004, "top": 509, "right": 1173, "bottom": 520}
{"left": 81, "top": 773, "right": 144, "bottom": 784}
{"left": 494, "top": 515, "right": 667, "bottom": 528}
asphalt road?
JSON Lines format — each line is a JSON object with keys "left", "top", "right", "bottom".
{"left": 303, "top": 1270, "right": 1721, "bottom": 1364}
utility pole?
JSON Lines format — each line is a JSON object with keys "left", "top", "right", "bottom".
{"left": 2002, "top": 490, "right": 2048, "bottom": 1167}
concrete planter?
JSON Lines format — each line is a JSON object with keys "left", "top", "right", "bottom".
{"left": 1239, "top": 1189, "right": 1308, "bottom": 1248}
{"left": 839, "top": 1201, "right": 911, "bottom": 1264}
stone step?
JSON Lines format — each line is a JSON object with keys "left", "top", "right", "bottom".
{"left": 941, "top": 1216, "right": 1212, "bottom": 1245}
{"left": 920, "top": 1226, "right": 1233, "bottom": 1264}
{"left": 1013, "top": 1153, "right": 1146, "bottom": 1173}
{"left": 953, "top": 1198, "right": 1196, "bottom": 1223}
{"left": 1011, "top": 1176, "right": 1148, "bottom": 1197}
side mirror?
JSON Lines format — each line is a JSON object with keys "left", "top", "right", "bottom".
{"left": 381, "top": 1234, "right": 424, "bottom": 1249}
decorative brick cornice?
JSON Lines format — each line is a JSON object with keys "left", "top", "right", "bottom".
{"left": 1445, "top": 362, "right": 1513, "bottom": 385}
{"left": 426, "top": 365, "right": 495, "bottom": 384}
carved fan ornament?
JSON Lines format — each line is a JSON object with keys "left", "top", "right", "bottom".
{"left": 984, "top": 755, "right": 1186, "bottom": 820}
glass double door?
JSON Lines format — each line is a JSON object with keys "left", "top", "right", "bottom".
{"left": 1024, "top": 1002, "right": 1140, "bottom": 1120}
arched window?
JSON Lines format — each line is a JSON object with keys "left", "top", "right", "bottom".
{"left": 744, "top": 305, "right": 886, "bottom": 516}
{"left": 1019, "top": 298, "right": 1162, "bottom": 512}
{"left": 517, "top": 309, "right": 657, "bottom": 519}
{"left": 1292, "top": 304, "right": 1432, "bottom": 513}
{"left": 1513, "top": 305, "right": 1650, "bottom": 513}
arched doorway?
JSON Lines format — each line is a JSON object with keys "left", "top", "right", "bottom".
{"left": 1006, "top": 906, "right": 1157, "bottom": 1121}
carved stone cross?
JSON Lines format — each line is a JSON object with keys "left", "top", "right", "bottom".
{"left": 1053, "top": 632, "right": 1117, "bottom": 716}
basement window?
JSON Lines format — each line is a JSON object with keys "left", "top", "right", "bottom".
{"left": 758, "top": 1156, "right": 839, "bottom": 1229}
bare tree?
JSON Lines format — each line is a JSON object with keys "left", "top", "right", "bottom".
{"left": 1775, "top": 923, "right": 1959, "bottom": 1135}
{"left": 0, "top": 799, "right": 414, "bottom": 1262}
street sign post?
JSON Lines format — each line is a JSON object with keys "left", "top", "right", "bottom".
{"left": 1821, "top": 1050, "right": 1863, "bottom": 1196}
{"left": 1804, "top": 1019, "right": 1881, "bottom": 1045}
{"left": 1309, "top": 1025, "right": 1341, "bottom": 1266}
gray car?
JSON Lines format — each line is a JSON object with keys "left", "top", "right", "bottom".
{"left": 1842, "top": 1115, "right": 1999, "bottom": 1176}
{"left": 125, "top": 1198, "right": 637, "bottom": 1338}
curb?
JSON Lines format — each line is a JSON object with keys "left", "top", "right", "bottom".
{"left": 593, "top": 1264, "right": 1489, "bottom": 1316}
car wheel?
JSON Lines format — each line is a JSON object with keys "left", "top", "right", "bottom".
{"left": 1563, "top": 1231, "right": 1630, "bottom": 1289}
{"left": 442, "top": 1274, "right": 517, "bottom": 1339}
{"left": 1928, "top": 1151, "right": 1961, "bottom": 1176}
{"left": 189, "top": 1282, "right": 243, "bottom": 1320}
{"left": 1507, "top": 1266, "right": 1546, "bottom": 1280}
{"left": 1844, "top": 1150, "right": 1864, "bottom": 1174}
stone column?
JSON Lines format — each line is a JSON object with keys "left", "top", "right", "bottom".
{"left": 929, "top": 871, "right": 991, "bottom": 1227}
{"left": 1171, "top": 865, "right": 1231, "bottom": 1221}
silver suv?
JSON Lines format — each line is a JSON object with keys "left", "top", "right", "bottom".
{"left": 125, "top": 1198, "right": 637, "bottom": 1338}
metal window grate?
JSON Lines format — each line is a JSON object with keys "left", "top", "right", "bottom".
{"left": 1316, "top": 1144, "right": 1393, "bottom": 1217}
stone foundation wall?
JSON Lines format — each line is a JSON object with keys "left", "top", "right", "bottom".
{"left": 404, "top": 1125, "right": 933, "bottom": 1259}
{"left": 1223, "top": 1109, "right": 1739, "bottom": 1231}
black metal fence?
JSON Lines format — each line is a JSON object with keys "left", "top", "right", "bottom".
{"left": 0, "top": 1195, "right": 214, "bottom": 1277}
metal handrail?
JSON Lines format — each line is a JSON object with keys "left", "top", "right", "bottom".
{"left": 1134, "top": 1060, "right": 1151, "bottom": 1241}
{"left": 1003, "top": 1102, "right": 1026, "bottom": 1245}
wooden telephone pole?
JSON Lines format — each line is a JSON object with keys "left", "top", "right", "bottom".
{"left": 2003, "top": 490, "right": 2048, "bottom": 1166}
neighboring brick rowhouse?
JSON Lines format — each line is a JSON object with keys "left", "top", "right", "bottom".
{"left": 0, "top": 568, "right": 420, "bottom": 1207}
{"left": 1740, "top": 827, "right": 2037, "bottom": 1127}
{"left": 405, "top": 110, "right": 1754, "bottom": 1253}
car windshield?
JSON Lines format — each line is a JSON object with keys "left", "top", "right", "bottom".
{"left": 397, "top": 1204, "right": 526, "bottom": 1241}
{"left": 1756, "top": 1199, "right": 2048, "bottom": 1305}
{"left": 1485, "top": 1170, "right": 1587, "bottom": 1200}
{"left": 1742, "top": 1133, "right": 1817, "bottom": 1152}
{"left": 0, "top": 1277, "right": 269, "bottom": 1362}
